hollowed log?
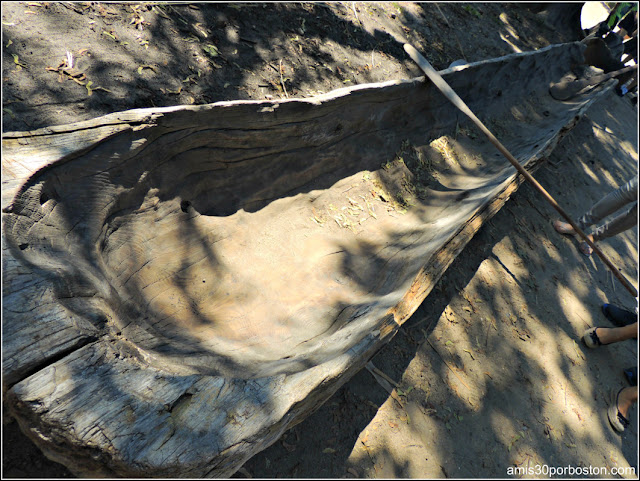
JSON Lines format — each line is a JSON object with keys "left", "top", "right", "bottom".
{"left": 2, "top": 42, "right": 613, "bottom": 477}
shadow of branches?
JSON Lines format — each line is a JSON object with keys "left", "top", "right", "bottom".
{"left": 2, "top": 2, "right": 581, "bottom": 133}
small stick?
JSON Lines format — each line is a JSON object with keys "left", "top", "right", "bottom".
{"left": 365, "top": 362, "right": 404, "bottom": 407}
{"left": 610, "top": 269, "right": 616, "bottom": 293}
{"left": 426, "top": 339, "right": 471, "bottom": 390}
{"left": 366, "top": 361, "right": 399, "bottom": 388}
{"left": 352, "top": 2, "right": 361, "bottom": 25}
{"left": 403, "top": 43, "right": 637, "bottom": 298}
{"left": 279, "top": 59, "right": 289, "bottom": 99}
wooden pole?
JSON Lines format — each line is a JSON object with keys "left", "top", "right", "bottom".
{"left": 404, "top": 43, "right": 638, "bottom": 298}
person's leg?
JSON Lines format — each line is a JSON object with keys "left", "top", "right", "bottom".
{"left": 609, "top": 386, "right": 638, "bottom": 432}
{"left": 576, "top": 176, "right": 638, "bottom": 230}
{"left": 583, "top": 321, "right": 638, "bottom": 347}
{"left": 589, "top": 202, "right": 638, "bottom": 241}
{"left": 618, "top": 7, "right": 638, "bottom": 39}
{"left": 577, "top": 201, "right": 637, "bottom": 255}
{"left": 622, "top": 35, "right": 637, "bottom": 58}
{"left": 624, "top": 365, "right": 638, "bottom": 386}
{"left": 553, "top": 177, "right": 638, "bottom": 246}
{"left": 594, "top": 322, "right": 638, "bottom": 343}
{"left": 617, "top": 386, "right": 638, "bottom": 418}
{"left": 602, "top": 303, "right": 638, "bottom": 327}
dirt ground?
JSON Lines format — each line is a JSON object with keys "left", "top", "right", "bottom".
{"left": 2, "top": 2, "right": 638, "bottom": 478}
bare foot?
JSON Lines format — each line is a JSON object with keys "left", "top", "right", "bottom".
{"left": 579, "top": 238, "right": 594, "bottom": 256}
{"left": 609, "top": 386, "right": 638, "bottom": 433}
{"left": 593, "top": 327, "right": 613, "bottom": 344}
{"left": 553, "top": 219, "right": 575, "bottom": 235}
{"left": 593, "top": 323, "right": 638, "bottom": 344}
{"left": 616, "top": 386, "right": 638, "bottom": 420}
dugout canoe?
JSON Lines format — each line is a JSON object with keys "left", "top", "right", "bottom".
{"left": 2, "top": 41, "right": 615, "bottom": 477}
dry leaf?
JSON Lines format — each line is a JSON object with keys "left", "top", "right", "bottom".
{"left": 12, "top": 54, "right": 27, "bottom": 69}
{"left": 160, "top": 86, "right": 182, "bottom": 95}
{"left": 137, "top": 64, "right": 156, "bottom": 74}
{"left": 203, "top": 44, "right": 219, "bottom": 58}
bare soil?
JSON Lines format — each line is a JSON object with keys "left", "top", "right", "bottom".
{"left": 2, "top": 2, "right": 638, "bottom": 478}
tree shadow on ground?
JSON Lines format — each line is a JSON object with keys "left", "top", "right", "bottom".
{"left": 2, "top": 2, "right": 579, "bottom": 133}
{"left": 236, "top": 95, "right": 638, "bottom": 478}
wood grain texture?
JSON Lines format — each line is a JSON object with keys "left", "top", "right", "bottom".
{"left": 2, "top": 42, "right": 614, "bottom": 477}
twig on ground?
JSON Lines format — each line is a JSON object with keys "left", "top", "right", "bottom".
{"left": 610, "top": 269, "right": 616, "bottom": 293}
{"left": 365, "top": 361, "right": 404, "bottom": 407}
{"left": 485, "top": 318, "right": 492, "bottom": 347}
{"left": 366, "top": 361, "right": 399, "bottom": 388}
{"left": 352, "top": 2, "right": 361, "bottom": 25}
{"left": 279, "top": 59, "right": 289, "bottom": 98}
{"left": 426, "top": 338, "right": 471, "bottom": 390}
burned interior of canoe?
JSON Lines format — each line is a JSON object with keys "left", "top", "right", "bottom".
{"left": 3, "top": 42, "right": 616, "bottom": 477}
{"left": 5, "top": 43, "right": 603, "bottom": 380}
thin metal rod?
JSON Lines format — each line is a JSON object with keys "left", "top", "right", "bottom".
{"left": 404, "top": 43, "right": 637, "bottom": 298}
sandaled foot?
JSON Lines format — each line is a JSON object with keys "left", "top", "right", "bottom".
{"left": 602, "top": 303, "right": 637, "bottom": 327}
{"left": 608, "top": 388, "right": 631, "bottom": 433}
{"left": 582, "top": 327, "right": 610, "bottom": 348}
{"left": 553, "top": 219, "right": 575, "bottom": 235}
{"left": 579, "top": 240, "right": 593, "bottom": 256}
{"left": 624, "top": 366, "right": 638, "bottom": 386}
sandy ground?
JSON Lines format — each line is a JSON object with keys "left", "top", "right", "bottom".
{"left": 2, "top": 2, "right": 638, "bottom": 478}
{"left": 231, "top": 91, "right": 638, "bottom": 479}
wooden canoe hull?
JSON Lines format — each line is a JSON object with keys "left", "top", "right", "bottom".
{"left": 2, "top": 42, "right": 613, "bottom": 477}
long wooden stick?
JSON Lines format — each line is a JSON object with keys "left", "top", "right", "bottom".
{"left": 403, "top": 43, "right": 637, "bottom": 298}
